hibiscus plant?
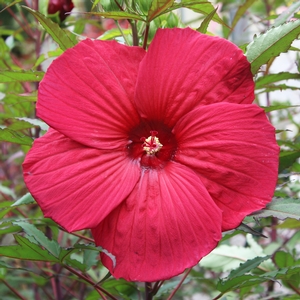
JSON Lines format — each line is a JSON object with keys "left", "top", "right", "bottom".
{"left": 1, "top": 0, "right": 300, "bottom": 299}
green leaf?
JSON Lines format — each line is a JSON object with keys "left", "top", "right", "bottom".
{"left": 14, "top": 117, "right": 49, "bottom": 131}
{"left": 276, "top": 218, "right": 300, "bottom": 229}
{"left": 147, "top": 0, "right": 174, "bottom": 22}
{"left": 255, "top": 72, "right": 300, "bottom": 89}
{"left": 261, "top": 104, "right": 300, "bottom": 113}
{"left": 200, "top": 234, "right": 271, "bottom": 272}
{"left": 274, "top": 251, "right": 295, "bottom": 268}
{"left": 22, "top": 6, "right": 77, "bottom": 51}
{"left": 217, "top": 274, "right": 266, "bottom": 293}
{"left": 263, "top": 265, "right": 300, "bottom": 280}
{"left": 0, "top": 128, "right": 33, "bottom": 145}
{"left": 0, "top": 70, "right": 44, "bottom": 83}
{"left": 11, "top": 193, "right": 35, "bottom": 207}
{"left": 13, "top": 221, "right": 61, "bottom": 257}
{"left": 83, "top": 249, "right": 99, "bottom": 271}
{"left": 0, "top": 201, "right": 14, "bottom": 219}
{"left": 99, "top": 28, "right": 132, "bottom": 40}
{"left": 279, "top": 150, "right": 300, "bottom": 171}
{"left": 84, "top": 11, "right": 144, "bottom": 21}
{"left": 0, "top": 0, "right": 22, "bottom": 13}
{"left": 252, "top": 198, "right": 300, "bottom": 220}
{"left": 0, "top": 235, "right": 59, "bottom": 262}
{"left": 257, "top": 83, "right": 300, "bottom": 93}
{"left": 273, "top": 1, "right": 300, "bottom": 27}
{"left": 227, "top": 256, "right": 271, "bottom": 279}
{"left": 197, "top": 6, "right": 217, "bottom": 33}
{"left": 228, "top": 0, "right": 257, "bottom": 38}
{"left": 61, "top": 244, "right": 103, "bottom": 271}
{"left": 172, "top": 1, "right": 228, "bottom": 27}
{"left": 33, "top": 48, "right": 63, "bottom": 68}
{"left": 246, "top": 20, "right": 300, "bottom": 74}
{"left": 101, "top": 279, "right": 138, "bottom": 299}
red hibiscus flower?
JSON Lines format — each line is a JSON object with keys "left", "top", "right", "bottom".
{"left": 48, "top": 0, "right": 74, "bottom": 22}
{"left": 23, "top": 28, "right": 279, "bottom": 282}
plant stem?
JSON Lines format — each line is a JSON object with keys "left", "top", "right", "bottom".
{"left": 131, "top": 20, "right": 139, "bottom": 46}
{"left": 151, "top": 280, "right": 164, "bottom": 295}
{"left": 64, "top": 265, "right": 117, "bottom": 300}
{"left": 145, "top": 282, "right": 153, "bottom": 300}
{"left": 1, "top": 279, "right": 27, "bottom": 300}
{"left": 167, "top": 268, "right": 192, "bottom": 299}
{"left": 143, "top": 24, "right": 150, "bottom": 50}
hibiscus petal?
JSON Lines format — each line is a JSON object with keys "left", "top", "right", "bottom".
{"left": 23, "top": 129, "right": 140, "bottom": 231}
{"left": 173, "top": 103, "right": 279, "bottom": 231}
{"left": 92, "top": 162, "right": 222, "bottom": 282}
{"left": 135, "top": 28, "right": 254, "bottom": 127}
{"left": 37, "top": 39, "right": 145, "bottom": 149}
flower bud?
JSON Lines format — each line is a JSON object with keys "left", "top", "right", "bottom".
{"left": 48, "top": 0, "right": 74, "bottom": 22}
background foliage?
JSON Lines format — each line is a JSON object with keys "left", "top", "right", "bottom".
{"left": 1, "top": 0, "right": 300, "bottom": 299}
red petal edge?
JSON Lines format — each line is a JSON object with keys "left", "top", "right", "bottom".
{"left": 92, "top": 162, "right": 222, "bottom": 282}
{"left": 23, "top": 129, "right": 140, "bottom": 231}
{"left": 174, "top": 102, "right": 279, "bottom": 230}
{"left": 135, "top": 27, "right": 254, "bottom": 127}
{"left": 38, "top": 39, "right": 145, "bottom": 150}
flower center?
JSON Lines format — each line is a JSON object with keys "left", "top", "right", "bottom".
{"left": 141, "top": 131, "right": 163, "bottom": 155}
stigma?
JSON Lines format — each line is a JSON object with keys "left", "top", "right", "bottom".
{"left": 141, "top": 131, "right": 163, "bottom": 155}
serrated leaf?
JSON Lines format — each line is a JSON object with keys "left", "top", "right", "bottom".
{"left": 15, "top": 118, "right": 49, "bottom": 131}
{"left": 172, "top": 1, "right": 228, "bottom": 27}
{"left": 22, "top": 6, "right": 76, "bottom": 51}
{"left": 11, "top": 193, "right": 35, "bottom": 207}
{"left": 217, "top": 274, "right": 265, "bottom": 293}
{"left": 257, "top": 83, "right": 300, "bottom": 93}
{"left": 246, "top": 20, "right": 300, "bottom": 74}
{"left": 197, "top": 6, "right": 217, "bottom": 33}
{"left": 255, "top": 72, "right": 300, "bottom": 89}
{"left": 0, "top": 128, "right": 33, "bottom": 145}
{"left": 200, "top": 234, "right": 274, "bottom": 272}
{"left": 273, "top": 1, "right": 300, "bottom": 27}
{"left": 261, "top": 104, "right": 300, "bottom": 113}
{"left": 228, "top": 256, "right": 271, "bottom": 279}
{"left": 0, "top": 235, "right": 59, "bottom": 262}
{"left": 13, "top": 221, "right": 61, "bottom": 257}
{"left": 147, "top": 0, "right": 174, "bottom": 22}
{"left": 0, "top": 70, "right": 44, "bottom": 82}
{"left": 252, "top": 198, "right": 300, "bottom": 220}
{"left": 84, "top": 11, "right": 144, "bottom": 21}
{"left": 263, "top": 265, "right": 300, "bottom": 279}
{"left": 83, "top": 249, "right": 99, "bottom": 271}
{"left": 228, "top": 0, "right": 257, "bottom": 37}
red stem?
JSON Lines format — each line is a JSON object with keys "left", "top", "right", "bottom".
{"left": 64, "top": 265, "right": 117, "bottom": 300}
{"left": 167, "top": 268, "right": 192, "bottom": 299}
{"left": 1, "top": 279, "right": 27, "bottom": 300}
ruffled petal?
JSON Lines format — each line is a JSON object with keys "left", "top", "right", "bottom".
{"left": 173, "top": 103, "right": 279, "bottom": 231}
{"left": 23, "top": 129, "right": 140, "bottom": 231}
{"left": 92, "top": 162, "right": 222, "bottom": 282}
{"left": 135, "top": 28, "right": 254, "bottom": 127}
{"left": 38, "top": 39, "right": 146, "bottom": 149}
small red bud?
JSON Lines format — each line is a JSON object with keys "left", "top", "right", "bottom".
{"left": 48, "top": 0, "right": 74, "bottom": 22}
